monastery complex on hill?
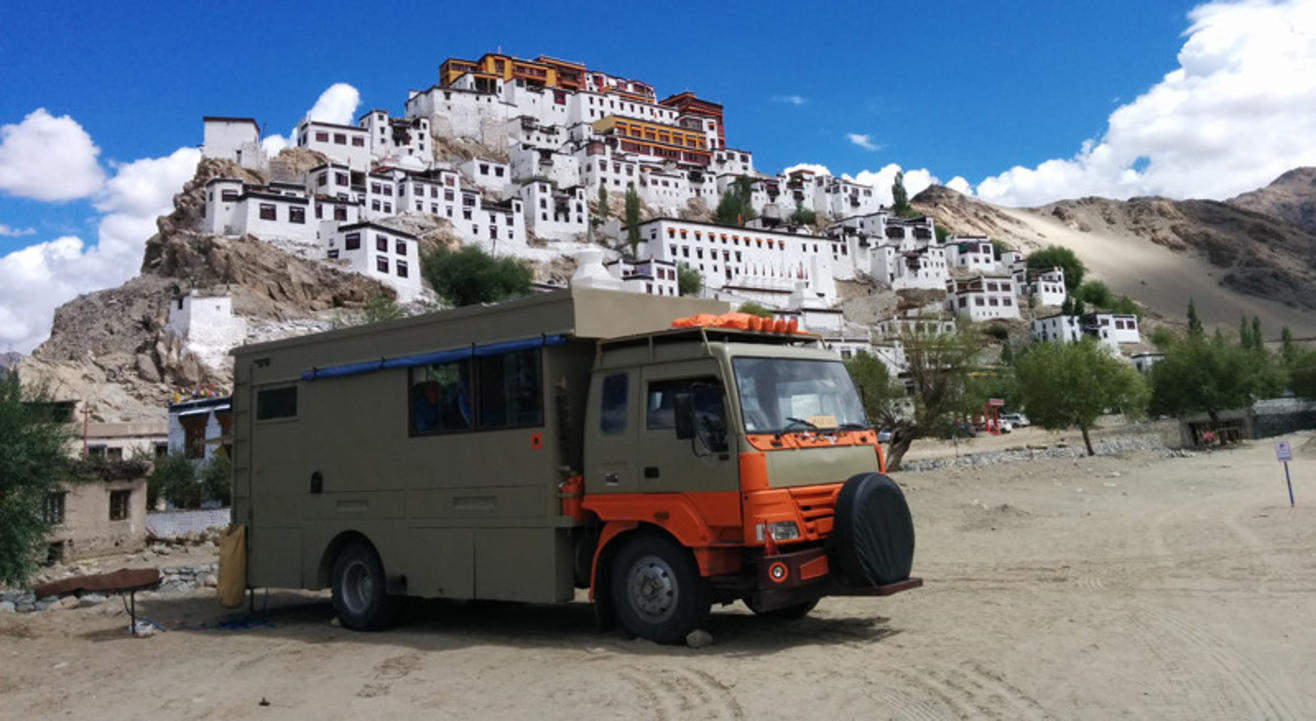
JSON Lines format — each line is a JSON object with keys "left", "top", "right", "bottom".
{"left": 198, "top": 51, "right": 1141, "bottom": 372}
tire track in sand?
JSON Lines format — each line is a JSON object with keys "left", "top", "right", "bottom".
{"left": 890, "top": 661, "right": 1050, "bottom": 720}
{"left": 617, "top": 666, "right": 744, "bottom": 720}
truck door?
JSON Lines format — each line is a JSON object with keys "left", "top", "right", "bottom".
{"left": 637, "top": 363, "right": 739, "bottom": 517}
{"left": 584, "top": 369, "right": 639, "bottom": 494}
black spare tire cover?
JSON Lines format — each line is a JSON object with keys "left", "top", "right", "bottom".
{"left": 832, "top": 473, "right": 914, "bottom": 585}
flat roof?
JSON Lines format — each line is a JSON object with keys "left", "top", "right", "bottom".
{"left": 203, "top": 116, "right": 259, "bottom": 128}
{"left": 336, "top": 221, "right": 419, "bottom": 239}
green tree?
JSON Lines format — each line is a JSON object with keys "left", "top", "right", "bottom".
{"left": 364, "top": 290, "right": 404, "bottom": 323}
{"left": 715, "top": 176, "right": 758, "bottom": 226}
{"left": 1110, "top": 295, "right": 1141, "bottom": 318}
{"left": 736, "top": 302, "right": 774, "bottom": 318}
{"left": 1077, "top": 280, "right": 1113, "bottom": 309}
{"left": 1015, "top": 340, "right": 1149, "bottom": 456}
{"left": 1239, "top": 315, "right": 1253, "bottom": 350}
{"left": 934, "top": 225, "right": 949, "bottom": 243}
{"left": 624, "top": 185, "right": 641, "bottom": 255}
{"left": 1072, "top": 298, "right": 1086, "bottom": 318}
{"left": 1150, "top": 331, "right": 1284, "bottom": 424}
{"left": 1187, "top": 299, "right": 1203, "bottom": 337}
{"left": 201, "top": 449, "right": 232, "bottom": 507}
{"left": 1280, "top": 326, "right": 1299, "bottom": 367}
{"left": 152, "top": 451, "right": 200, "bottom": 509}
{"left": 596, "top": 185, "right": 609, "bottom": 221}
{"left": 421, "top": 245, "right": 533, "bottom": 308}
{"left": 1291, "top": 351, "right": 1316, "bottom": 399}
{"left": 1251, "top": 316, "right": 1263, "bottom": 350}
{"left": 844, "top": 353, "right": 904, "bottom": 430}
{"left": 677, "top": 262, "right": 702, "bottom": 297}
{"left": 790, "top": 201, "right": 817, "bottom": 227}
{"left": 0, "top": 372, "right": 72, "bottom": 586}
{"left": 990, "top": 239, "right": 1012, "bottom": 260}
{"left": 1060, "top": 296, "right": 1074, "bottom": 315}
{"left": 874, "top": 329, "right": 981, "bottom": 471}
{"left": 891, "top": 171, "right": 914, "bottom": 218}
{"left": 1026, "top": 246, "right": 1085, "bottom": 292}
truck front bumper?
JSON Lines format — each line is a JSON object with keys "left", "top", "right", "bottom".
{"left": 747, "top": 545, "right": 923, "bottom": 612}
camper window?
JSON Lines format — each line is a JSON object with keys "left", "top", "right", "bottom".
{"left": 476, "top": 349, "right": 543, "bottom": 430}
{"left": 256, "top": 386, "right": 298, "bottom": 421}
{"left": 409, "top": 360, "right": 473, "bottom": 435}
{"left": 646, "top": 377, "right": 722, "bottom": 430}
{"left": 600, "top": 373, "right": 628, "bottom": 434}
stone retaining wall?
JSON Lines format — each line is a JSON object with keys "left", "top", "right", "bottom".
{"left": 897, "top": 433, "right": 1190, "bottom": 473}
{"left": 0, "top": 562, "right": 218, "bottom": 614}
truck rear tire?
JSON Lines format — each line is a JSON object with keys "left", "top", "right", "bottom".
{"left": 610, "top": 534, "right": 710, "bottom": 644}
{"left": 331, "top": 541, "right": 401, "bottom": 631}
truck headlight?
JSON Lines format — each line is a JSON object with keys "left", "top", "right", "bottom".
{"left": 756, "top": 521, "right": 801, "bottom": 542}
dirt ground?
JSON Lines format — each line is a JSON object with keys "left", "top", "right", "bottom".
{"left": 3, "top": 432, "right": 1314, "bottom": 720}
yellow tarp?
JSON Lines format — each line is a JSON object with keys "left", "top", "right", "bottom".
{"left": 217, "top": 525, "right": 246, "bottom": 608}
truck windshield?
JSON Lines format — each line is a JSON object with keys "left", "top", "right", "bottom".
{"left": 731, "top": 357, "right": 867, "bottom": 433}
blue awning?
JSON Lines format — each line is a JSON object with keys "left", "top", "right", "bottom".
{"left": 300, "top": 334, "right": 568, "bottom": 382}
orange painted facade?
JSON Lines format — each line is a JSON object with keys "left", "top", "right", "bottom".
{"left": 592, "top": 115, "right": 712, "bottom": 166}
{"left": 660, "top": 91, "right": 725, "bottom": 147}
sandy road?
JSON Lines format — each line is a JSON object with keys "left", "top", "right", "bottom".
{"left": 2, "top": 434, "right": 1314, "bottom": 720}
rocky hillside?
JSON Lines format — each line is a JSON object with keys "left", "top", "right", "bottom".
{"left": 0, "top": 352, "right": 21, "bottom": 371}
{"left": 19, "top": 153, "right": 396, "bottom": 421}
{"left": 1227, "top": 167, "right": 1316, "bottom": 232}
{"left": 912, "top": 182, "right": 1316, "bottom": 336}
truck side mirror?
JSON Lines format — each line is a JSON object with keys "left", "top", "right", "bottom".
{"left": 674, "top": 392, "right": 695, "bottom": 440}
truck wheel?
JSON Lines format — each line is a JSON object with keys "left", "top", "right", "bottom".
{"left": 331, "top": 541, "right": 401, "bottom": 631}
{"left": 832, "top": 473, "right": 915, "bottom": 586}
{"left": 746, "top": 598, "right": 818, "bottom": 620}
{"left": 611, "top": 534, "right": 710, "bottom": 644}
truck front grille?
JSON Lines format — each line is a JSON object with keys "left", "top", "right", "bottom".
{"left": 789, "top": 485, "right": 838, "bottom": 537}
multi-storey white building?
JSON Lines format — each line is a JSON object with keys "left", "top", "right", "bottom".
{"left": 1032, "top": 312, "right": 1141, "bottom": 352}
{"left": 946, "top": 275, "right": 1020, "bottom": 321}
{"left": 517, "top": 181, "right": 588, "bottom": 241}
{"left": 604, "top": 257, "right": 679, "bottom": 297}
{"left": 876, "top": 312, "right": 957, "bottom": 338}
{"left": 871, "top": 242, "right": 948, "bottom": 290}
{"left": 509, "top": 142, "right": 580, "bottom": 190}
{"left": 1086, "top": 313, "right": 1141, "bottom": 345}
{"left": 295, "top": 120, "right": 371, "bottom": 169}
{"left": 357, "top": 110, "right": 430, "bottom": 165}
{"left": 1031, "top": 314, "right": 1084, "bottom": 344}
{"left": 635, "top": 218, "right": 838, "bottom": 307}
{"left": 201, "top": 116, "right": 264, "bottom": 170}
{"left": 201, "top": 179, "right": 317, "bottom": 245}
{"left": 324, "top": 222, "right": 421, "bottom": 302}
{"left": 458, "top": 157, "right": 512, "bottom": 195}
{"left": 945, "top": 236, "right": 996, "bottom": 271}
{"left": 1028, "top": 267, "right": 1067, "bottom": 307}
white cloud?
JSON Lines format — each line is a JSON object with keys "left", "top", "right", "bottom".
{"left": 0, "top": 109, "right": 105, "bottom": 202}
{"left": 945, "top": 176, "right": 973, "bottom": 195}
{"left": 0, "top": 223, "right": 35, "bottom": 237}
{"left": 260, "top": 135, "right": 289, "bottom": 156}
{"left": 976, "top": 0, "right": 1316, "bottom": 206}
{"left": 772, "top": 94, "right": 808, "bottom": 106}
{"left": 849, "top": 164, "right": 939, "bottom": 206}
{"left": 0, "top": 146, "right": 200, "bottom": 352}
{"left": 847, "top": 133, "right": 880, "bottom": 151}
{"left": 262, "top": 83, "right": 363, "bottom": 158}
{"left": 783, "top": 163, "right": 832, "bottom": 177}
{"left": 306, "top": 83, "right": 361, "bottom": 125}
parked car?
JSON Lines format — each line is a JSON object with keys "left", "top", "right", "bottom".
{"left": 878, "top": 428, "right": 893, "bottom": 443}
{"left": 1001, "top": 412, "right": 1030, "bottom": 427}
{"left": 999, "top": 420, "right": 1013, "bottom": 433}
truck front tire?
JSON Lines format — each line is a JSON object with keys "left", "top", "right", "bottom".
{"left": 611, "top": 534, "right": 710, "bottom": 644}
{"left": 331, "top": 541, "right": 401, "bottom": 631}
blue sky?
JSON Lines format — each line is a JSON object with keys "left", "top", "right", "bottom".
{"left": 3, "top": 0, "right": 1316, "bottom": 351}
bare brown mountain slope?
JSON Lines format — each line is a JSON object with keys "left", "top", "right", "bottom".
{"left": 912, "top": 185, "right": 1316, "bottom": 337}
{"left": 1227, "top": 166, "right": 1316, "bottom": 232}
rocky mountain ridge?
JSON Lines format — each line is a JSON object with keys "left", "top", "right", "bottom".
{"left": 1226, "top": 166, "right": 1316, "bottom": 232}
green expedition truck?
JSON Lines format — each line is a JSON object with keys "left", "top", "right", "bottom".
{"left": 229, "top": 287, "right": 918, "bottom": 643}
